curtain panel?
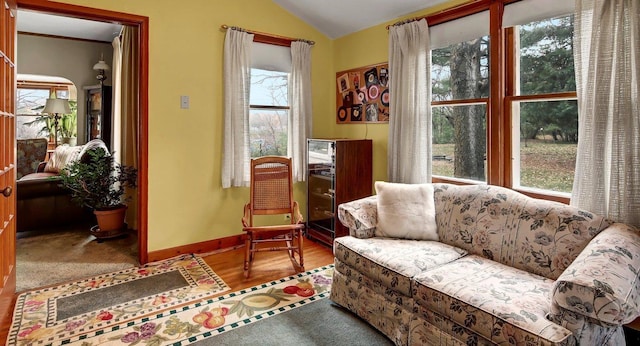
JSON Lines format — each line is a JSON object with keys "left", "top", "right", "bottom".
{"left": 111, "top": 35, "right": 123, "bottom": 164}
{"left": 387, "top": 19, "right": 432, "bottom": 183}
{"left": 289, "top": 41, "right": 312, "bottom": 182}
{"left": 222, "top": 29, "right": 254, "bottom": 188}
{"left": 571, "top": 0, "right": 640, "bottom": 226}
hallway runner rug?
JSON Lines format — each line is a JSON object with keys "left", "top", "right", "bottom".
{"left": 7, "top": 254, "right": 230, "bottom": 346}
{"left": 16, "top": 264, "right": 334, "bottom": 345}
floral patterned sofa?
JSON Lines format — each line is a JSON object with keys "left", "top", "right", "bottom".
{"left": 331, "top": 183, "right": 640, "bottom": 345}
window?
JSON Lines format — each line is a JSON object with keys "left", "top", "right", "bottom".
{"left": 16, "top": 75, "right": 77, "bottom": 140}
{"left": 431, "top": 32, "right": 490, "bottom": 182}
{"left": 428, "top": 0, "right": 576, "bottom": 201}
{"left": 510, "top": 15, "right": 577, "bottom": 194}
{"left": 249, "top": 42, "right": 291, "bottom": 158}
{"left": 249, "top": 68, "right": 289, "bottom": 157}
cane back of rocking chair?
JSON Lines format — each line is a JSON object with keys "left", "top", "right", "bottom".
{"left": 247, "top": 156, "right": 296, "bottom": 222}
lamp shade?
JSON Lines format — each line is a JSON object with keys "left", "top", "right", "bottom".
{"left": 93, "top": 60, "right": 110, "bottom": 71}
{"left": 42, "top": 98, "right": 71, "bottom": 114}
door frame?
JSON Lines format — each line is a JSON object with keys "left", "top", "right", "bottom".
{"left": 16, "top": 0, "right": 150, "bottom": 264}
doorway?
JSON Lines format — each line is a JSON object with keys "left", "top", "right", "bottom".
{"left": 15, "top": 1, "right": 149, "bottom": 269}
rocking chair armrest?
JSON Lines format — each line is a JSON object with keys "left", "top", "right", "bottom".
{"left": 292, "top": 201, "right": 304, "bottom": 224}
{"left": 242, "top": 203, "right": 251, "bottom": 227}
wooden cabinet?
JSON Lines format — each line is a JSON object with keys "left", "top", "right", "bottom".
{"left": 85, "top": 84, "right": 112, "bottom": 149}
{"left": 306, "top": 138, "right": 372, "bottom": 247}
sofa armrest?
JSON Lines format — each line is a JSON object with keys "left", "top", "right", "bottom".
{"left": 337, "top": 195, "right": 378, "bottom": 239}
{"left": 36, "top": 161, "right": 47, "bottom": 172}
{"left": 551, "top": 223, "right": 640, "bottom": 325}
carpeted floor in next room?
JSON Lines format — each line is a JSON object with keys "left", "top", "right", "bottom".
{"left": 16, "top": 223, "right": 139, "bottom": 292}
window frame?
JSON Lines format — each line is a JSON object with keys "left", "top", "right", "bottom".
{"left": 248, "top": 43, "right": 291, "bottom": 158}
{"left": 427, "top": 0, "right": 574, "bottom": 204}
{"left": 16, "top": 80, "right": 73, "bottom": 141}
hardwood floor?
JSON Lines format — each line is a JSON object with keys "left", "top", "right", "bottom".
{"left": 0, "top": 238, "right": 334, "bottom": 343}
{"left": 202, "top": 239, "right": 334, "bottom": 294}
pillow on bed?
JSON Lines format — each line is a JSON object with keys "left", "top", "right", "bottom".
{"left": 374, "top": 181, "right": 438, "bottom": 241}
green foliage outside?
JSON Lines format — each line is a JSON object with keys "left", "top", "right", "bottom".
{"left": 432, "top": 139, "right": 576, "bottom": 192}
{"left": 431, "top": 14, "right": 577, "bottom": 190}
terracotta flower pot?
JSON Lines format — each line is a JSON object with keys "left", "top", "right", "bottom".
{"left": 94, "top": 206, "right": 127, "bottom": 231}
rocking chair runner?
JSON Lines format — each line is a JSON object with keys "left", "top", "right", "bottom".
{"left": 242, "top": 156, "right": 305, "bottom": 278}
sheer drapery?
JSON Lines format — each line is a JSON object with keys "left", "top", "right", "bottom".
{"left": 387, "top": 19, "right": 431, "bottom": 183}
{"left": 288, "top": 41, "right": 312, "bottom": 182}
{"left": 222, "top": 29, "right": 254, "bottom": 188}
{"left": 571, "top": 0, "right": 640, "bottom": 226}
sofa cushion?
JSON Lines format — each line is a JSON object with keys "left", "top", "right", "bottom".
{"left": 44, "top": 144, "right": 83, "bottom": 173}
{"left": 375, "top": 181, "right": 438, "bottom": 240}
{"left": 334, "top": 236, "right": 467, "bottom": 296}
{"left": 413, "top": 255, "right": 573, "bottom": 345}
{"left": 433, "top": 183, "right": 611, "bottom": 280}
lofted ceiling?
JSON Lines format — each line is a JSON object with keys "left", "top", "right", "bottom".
{"left": 16, "top": 1, "right": 450, "bottom": 42}
{"left": 272, "top": 0, "right": 449, "bottom": 39}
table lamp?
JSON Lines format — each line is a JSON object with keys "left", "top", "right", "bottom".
{"left": 42, "top": 98, "right": 71, "bottom": 147}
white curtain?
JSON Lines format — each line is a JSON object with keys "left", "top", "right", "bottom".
{"left": 222, "top": 29, "right": 254, "bottom": 188}
{"left": 388, "top": 19, "right": 431, "bottom": 183}
{"left": 288, "top": 41, "right": 312, "bottom": 182}
{"left": 571, "top": 0, "right": 640, "bottom": 226}
{"left": 111, "top": 34, "right": 123, "bottom": 164}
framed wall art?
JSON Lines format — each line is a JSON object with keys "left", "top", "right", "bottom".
{"left": 336, "top": 62, "right": 389, "bottom": 124}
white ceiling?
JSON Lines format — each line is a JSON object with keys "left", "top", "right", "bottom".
{"left": 17, "top": 1, "right": 449, "bottom": 42}
{"left": 17, "top": 10, "right": 122, "bottom": 42}
{"left": 272, "top": 0, "right": 449, "bottom": 39}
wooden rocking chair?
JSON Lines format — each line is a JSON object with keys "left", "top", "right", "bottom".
{"left": 242, "top": 156, "right": 305, "bottom": 278}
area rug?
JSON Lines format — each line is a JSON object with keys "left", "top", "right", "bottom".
{"left": 17, "top": 228, "right": 139, "bottom": 292}
{"left": 7, "top": 254, "right": 230, "bottom": 346}
{"left": 199, "top": 294, "right": 393, "bottom": 345}
{"left": 29, "top": 265, "right": 335, "bottom": 345}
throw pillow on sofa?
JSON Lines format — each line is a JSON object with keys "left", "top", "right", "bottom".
{"left": 43, "top": 144, "right": 83, "bottom": 173}
{"left": 374, "top": 181, "right": 438, "bottom": 240}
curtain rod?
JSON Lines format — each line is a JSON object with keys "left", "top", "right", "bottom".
{"left": 220, "top": 24, "right": 315, "bottom": 46}
{"left": 386, "top": 17, "right": 425, "bottom": 30}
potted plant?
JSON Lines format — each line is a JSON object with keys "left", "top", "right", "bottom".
{"left": 60, "top": 100, "right": 78, "bottom": 146}
{"left": 59, "top": 147, "right": 137, "bottom": 238}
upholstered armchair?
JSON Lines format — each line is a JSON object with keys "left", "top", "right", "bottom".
{"left": 16, "top": 138, "right": 48, "bottom": 180}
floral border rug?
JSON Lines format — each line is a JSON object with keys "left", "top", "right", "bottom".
{"left": 31, "top": 264, "right": 334, "bottom": 345}
{"left": 8, "top": 254, "right": 230, "bottom": 346}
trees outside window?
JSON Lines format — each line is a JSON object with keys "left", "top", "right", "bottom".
{"left": 430, "top": 4, "right": 576, "bottom": 198}
{"left": 16, "top": 78, "right": 77, "bottom": 141}
{"left": 512, "top": 15, "right": 577, "bottom": 193}
{"left": 432, "top": 36, "right": 489, "bottom": 181}
{"left": 249, "top": 68, "right": 289, "bottom": 158}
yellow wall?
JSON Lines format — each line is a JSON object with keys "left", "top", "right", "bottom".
{"left": 51, "top": 0, "right": 334, "bottom": 252}
{"left": 47, "top": 0, "right": 468, "bottom": 253}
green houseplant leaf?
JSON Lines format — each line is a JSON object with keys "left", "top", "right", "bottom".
{"left": 59, "top": 147, "right": 137, "bottom": 210}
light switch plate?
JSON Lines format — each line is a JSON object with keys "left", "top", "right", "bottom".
{"left": 180, "top": 95, "right": 189, "bottom": 109}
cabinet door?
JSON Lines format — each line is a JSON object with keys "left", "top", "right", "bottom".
{"left": 86, "top": 86, "right": 112, "bottom": 149}
{"left": 307, "top": 140, "right": 335, "bottom": 233}
{"left": 87, "top": 89, "right": 103, "bottom": 141}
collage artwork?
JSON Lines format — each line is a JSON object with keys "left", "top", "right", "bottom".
{"left": 336, "top": 62, "right": 389, "bottom": 124}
